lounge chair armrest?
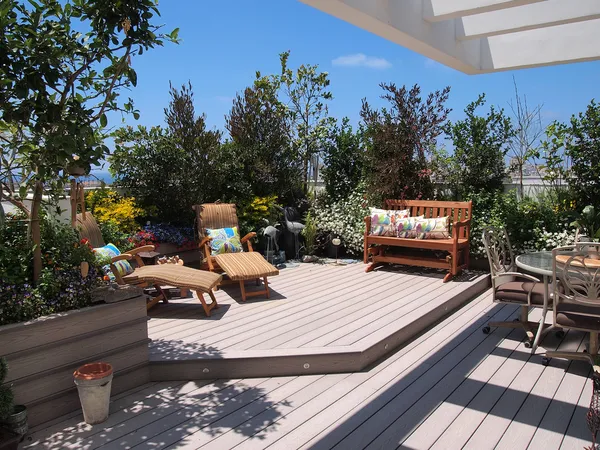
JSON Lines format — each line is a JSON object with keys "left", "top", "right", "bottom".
{"left": 111, "top": 254, "right": 133, "bottom": 263}
{"left": 240, "top": 232, "right": 257, "bottom": 244}
{"left": 124, "top": 245, "right": 156, "bottom": 255}
{"left": 495, "top": 272, "right": 541, "bottom": 283}
{"left": 199, "top": 236, "right": 212, "bottom": 248}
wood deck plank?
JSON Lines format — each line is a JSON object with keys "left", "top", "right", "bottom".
{"left": 27, "top": 282, "right": 596, "bottom": 450}
{"left": 240, "top": 273, "right": 427, "bottom": 351}
{"left": 441, "top": 323, "right": 565, "bottom": 450}
{"left": 527, "top": 358, "right": 591, "bottom": 449}
{"left": 149, "top": 264, "right": 379, "bottom": 347}
{"left": 404, "top": 327, "right": 528, "bottom": 449}
{"left": 493, "top": 334, "right": 586, "bottom": 450}
{"left": 264, "top": 298, "right": 516, "bottom": 450}
{"left": 110, "top": 377, "right": 296, "bottom": 450}
{"left": 235, "top": 292, "right": 502, "bottom": 450}
{"left": 148, "top": 264, "right": 354, "bottom": 338}
{"left": 279, "top": 275, "right": 442, "bottom": 349}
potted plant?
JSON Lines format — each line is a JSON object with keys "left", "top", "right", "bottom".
{"left": 0, "top": 358, "right": 27, "bottom": 448}
{"left": 301, "top": 212, "right": 318, "bottom": 263}
{"left": 572, "top": 205, "right": 600, "bottom": 243}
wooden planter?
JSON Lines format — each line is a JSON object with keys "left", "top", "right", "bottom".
{"left": 155, "top": 242, "right": 201, "bottom": 263}
{"left": 0, "top": 290, "right": 149, "bottom": 428}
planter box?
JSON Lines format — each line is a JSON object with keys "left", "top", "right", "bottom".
{"left": 0, "top": 291, "right": 149, "bottom": 428}
{"left": 155, "top": 243, "right": 201, "bottom": 263}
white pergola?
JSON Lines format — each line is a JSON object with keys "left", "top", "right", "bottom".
{"left": 299, "top": 0, "right": 600, "bottom": 74}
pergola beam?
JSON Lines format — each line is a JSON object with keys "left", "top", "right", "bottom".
{"left": 456, "top": 0, "right": 600, "bottom": 40}
{"left": 481, "top": 19, "right": 600, "bottom": 72}
{"left": 423, "top": 0, "right": 543, "bottom": 23}
{"left": 299, "top": 0, "right": 600, "bottom": 74}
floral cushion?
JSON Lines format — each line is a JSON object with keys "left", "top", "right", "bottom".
{"left": 396, "top": 216, "right": 424, "bottom": 238}
{"left": 369, "top": 208, "right": 411, "bottom": 236}
{"left": 207, "top": 227, "right": 244, "bottom": 255}
{"left": 414, "top": 216, "right": 451, "bottom": 239}
{"left": 94, "top": 244, "right": 134, "bottom": 281}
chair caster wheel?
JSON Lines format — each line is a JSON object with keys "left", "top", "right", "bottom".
{"left": 542, "top": 357, "right": 551, "bottom": 366}
{"left": 555, "top": 330, "right": 565, "bottom": 339}
{"left": 482, "top": 326, "right": 491, "bottom": 334}
{"left": 524, "top": 341, "right": 532, "bottom": 349}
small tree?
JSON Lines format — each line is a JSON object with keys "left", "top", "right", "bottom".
{"left": 444, "top": 94, "right": 513, "bottom": 198}
{"left": 0, "top": 0, "right": 178, "bottom": 281}
{"left": 565, "top": 99, "right": 600, "bottom": 211}
{"left": 322, "top": 117, "right": 364, "bottom": 201}
{"left": 226, "top": 79, "right": 301, "bottom": 203}
{"left": 276, "top": 51, "right": 333, "bottom": 194}
{"left": 111, "top": 82, "right": 221, "bottom": 223}
{"left": 361, "top": 83, "right": 451, "bottom": 204}
{"left": 507, "top": 78, "right": 544, "bottom": 197}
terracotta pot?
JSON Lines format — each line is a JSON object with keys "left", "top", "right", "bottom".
{"left": 73, "top": 362, "right": 113, "bottom": 425}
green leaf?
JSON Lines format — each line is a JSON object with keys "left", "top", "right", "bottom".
{"left": 100, "top": 114, "right": 107, "bottom": 128}
{"left": 133, "top": 112, "right": 140, "bottom": 120}
{"left": 170, "top": 28, "right": 179, "bottom": 40}
{"left": 64, "top": 3, "right": 71, "bottom": 16}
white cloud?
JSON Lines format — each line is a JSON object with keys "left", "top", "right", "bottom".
{"left": 332, "top": 53, "right": 392, "bottom": 70}
{"left": 215, "top": 95, "right": 234, "bottom": 103}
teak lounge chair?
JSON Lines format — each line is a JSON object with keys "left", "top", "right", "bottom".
{"left": 193, "top": 203, "right": 279, "bottom": 301}
{"left": 76, "top": 212, "right": 222, "bottom": 315}
{"left": 193, "top": 203, "right": 257, "bottom": 272}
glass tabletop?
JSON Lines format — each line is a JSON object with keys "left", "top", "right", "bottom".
{"left": 515, "top": 251, "right": 554, "bottom": 276}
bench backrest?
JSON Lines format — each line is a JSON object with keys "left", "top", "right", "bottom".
{"left": 385, "top": 199, "right": 472, "bottom": 239}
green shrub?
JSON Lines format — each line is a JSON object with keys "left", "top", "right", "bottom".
{"left": 302, "top": 212, "right": 318, "bottom": 256}
{"left": 0, "top": 214, "right": 103, "bottom": 326}
{"left": 0, "top": 358, "right": 13, "bottom": 421}
{"left": 86, "top": 189, "right": 146, "bottom": 234}
{"left": 238, "top": 196, "right": 281, "bottom": 236}
{"left": 467, "top": 190, "right": 574, "bottom": 259}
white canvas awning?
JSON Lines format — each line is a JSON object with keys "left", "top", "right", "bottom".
{"left": 300, "top": 0, "right": 600, "bottom": 74}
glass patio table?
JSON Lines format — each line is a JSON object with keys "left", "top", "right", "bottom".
{"left": 515, "top": 251, "right": 553, "bottom": 352}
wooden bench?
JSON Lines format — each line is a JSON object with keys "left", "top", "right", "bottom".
{"left": 364, "top": 200, "right": 472, "bottom": 282}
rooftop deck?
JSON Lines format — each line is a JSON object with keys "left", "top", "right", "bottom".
{"left": 24, "top": 287, "right": 595, "bottom": 449}
{"left": 147, "top": 262, "right": 489, "bottom": 379}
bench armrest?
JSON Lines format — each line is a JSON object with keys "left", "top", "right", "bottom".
{"left": 452, "top": 218, "right": 471, "bottom": 240}
{"left": 364, "top": 216, "right": 372, "bottom": 235}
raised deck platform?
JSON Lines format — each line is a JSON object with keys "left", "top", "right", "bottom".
{"left": 148, "top": 262, "right": 490, "bottom": 380}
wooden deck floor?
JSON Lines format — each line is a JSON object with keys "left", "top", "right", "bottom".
{"left": 24, "top": 289, "right": 595, "bottom": 449}
{"left": 147, "top": 262, "right": 489, "bottom": 379}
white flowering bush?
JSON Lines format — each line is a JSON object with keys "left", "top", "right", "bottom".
{"left": 522, "top": 228, "right": 576, "bottom": 253}
{"left": 311, "top": 187, "right": 369, "bottom": 256}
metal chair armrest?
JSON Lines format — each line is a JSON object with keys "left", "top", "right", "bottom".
{"left": 494, "top": 272, "right": 541, "bottom": 283}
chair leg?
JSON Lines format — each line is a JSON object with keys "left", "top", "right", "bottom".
{"left": 264, "top": 276, "right": 270, "bottom": 299}
{"left": 485, "top": 305, "right": 553, "bottom": 349}
{"left": 196, "top": 290, "right": 218, "bottom": 317}
{"left": 239, "top": 280, "right": 247, "bottom": 301}
{"left": 255, "top": 278, "right": 261, "bottom": 286}
{"left": 147, "top": 285, "right": 168, "bottom": 310}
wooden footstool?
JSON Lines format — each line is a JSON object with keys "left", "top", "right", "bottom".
{"left": 214, "top": 252, "right": 279, "bottom": 301}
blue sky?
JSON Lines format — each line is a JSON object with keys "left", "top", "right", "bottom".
{"left": 106, "top": 0, "right": 599, "bottom": 154}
